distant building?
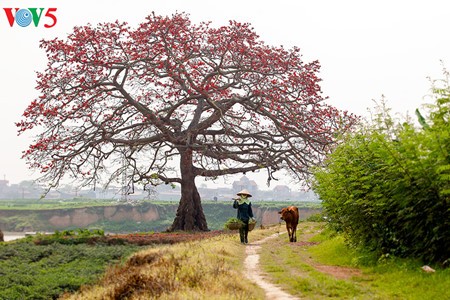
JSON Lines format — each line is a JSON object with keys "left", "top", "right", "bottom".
{"left": 0, "top": 176, "right": 319, "bottom": 202}
{"left": 0, "top": 180, "right": 9, "bottom": 193}
{"left": 232, "top": 176, "right": 259, "bottom": 197}
{"left": 272, "top": 185, "right": 291, "bottom": 200}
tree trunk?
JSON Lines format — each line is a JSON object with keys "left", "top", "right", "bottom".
{"left": 168, "top": 149, "right": 208, "bottom": 231}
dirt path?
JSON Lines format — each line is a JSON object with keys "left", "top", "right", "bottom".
{"left": 244, "top": 233, "right": 300, "bottom": 300}
{"left": 244, "top": 224, "right": 364, "bottom": 299}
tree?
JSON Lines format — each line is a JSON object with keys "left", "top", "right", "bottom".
{"left": 17, "top": 13, "right": 356, "bottom": 231}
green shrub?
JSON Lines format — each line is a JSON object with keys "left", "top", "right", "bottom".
{"left": 312, "top": 81, "right": 450, "bottom": 265}
{"left": 306, "top": 212, "right": 326, "bottom": 222}
{"left": 33, "top": 228, "right": 105, "bottom": 245}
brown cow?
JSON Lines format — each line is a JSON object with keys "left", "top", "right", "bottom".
{"left": 278, "top": 206, "right": 299, "bottom": 242}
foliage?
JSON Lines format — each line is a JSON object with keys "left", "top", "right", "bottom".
{"left": 312, "top": 78, "right": 450, "bottom": 264}
{"left": 305, "top": 212, "right": 326, "bottom": 222}
{"left": 0, "top": 241, "right": 140, "bottom": 300}
{"left": 17, "top": 12, "right": 356, "bottom": 231}
{"left": 17, "top": 13, "right": 356, "bottom": 186}
{"left": 253, "top": 201, "right": 322, "bottom": 210}
{"left": 201, "top": 202, "right": 236, "bottom": 229}
{"left": 224, "top": 217, "right": 245, "bottom": 230}
{"left": 32, "top": 228, "right": 105, "bottom": 245}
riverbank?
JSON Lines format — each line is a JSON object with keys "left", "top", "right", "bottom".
{"left": 1, "top": 231, "right": 50, "bottom": 242}
{"left": 0, "top": 201, "right": 322, "bottom": 232}
{"left": 2, "top": 232, "right": 26, "bottom": 241}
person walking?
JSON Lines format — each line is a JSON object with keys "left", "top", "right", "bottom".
{"left": 233, "top": 189, "right": 254, "bottom": 244}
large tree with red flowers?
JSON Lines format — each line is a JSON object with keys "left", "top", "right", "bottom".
{"left": 18, "top": 13, "right": 356, "bottom": 231}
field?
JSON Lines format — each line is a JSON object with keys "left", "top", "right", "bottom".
{"left": 0, "top": 199, "right": 321, "bottom": 232}
{"left": 0, "top": 198, "right": 321, "bottom": 210}
{"left": 0, "top": 241, "right": 140, "bottom": 299}
{"left": 1, "top": 222, "right": 449, "bottom": 299}
{"left": 0, "top": 229, "right": 228, "bottom": 299}
{"left": 0, "top": 198, "right": 120, "bottom": 210}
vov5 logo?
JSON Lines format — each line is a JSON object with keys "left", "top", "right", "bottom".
{"left": 3, "top": 8, "right": 57, "bottom": 28}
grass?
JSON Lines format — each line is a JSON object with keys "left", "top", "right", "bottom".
{"left": 260, "top": 232, "right": 365, "bottom": 298}
{"left": 0, "top": 198, "right": 121, "bottom": 210}
{"left": 61, "top": 228, "right": 277, "bottom": 299}
{"left": 2, "top": 222, "right": 449, "bottom": 299}
{"left": 260, "top": 222, "right": 450, "bottom": 299}
{"left": 0, "top": 199, "right": 320, "bottom": 211}
{"left": 306, "top": 228, "right": 450, "bottom": 299}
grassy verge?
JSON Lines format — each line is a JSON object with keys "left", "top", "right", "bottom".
{"left": 61, "top": 228, "right": 277, "bottom": 299}
{"left": 260, "top": 222, "right": 450, "bottom": 299}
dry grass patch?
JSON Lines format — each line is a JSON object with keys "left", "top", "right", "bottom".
{"left": 61, "top": 230, "right": 275, "bottom": 299}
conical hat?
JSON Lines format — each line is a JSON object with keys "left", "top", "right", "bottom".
{"left": 237, "top": 189, "right": 252, "bottom": 197}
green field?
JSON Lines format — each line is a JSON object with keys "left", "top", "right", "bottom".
{"left": 0, "top": 199, "right": 322, "bottom": 232}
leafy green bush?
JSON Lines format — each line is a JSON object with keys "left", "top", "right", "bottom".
{"left": 306, "top": 212, "right": 326, "bottom": 222}
{"left": 33, "top": 228, "right": 105, "bottom": 245}
{"left": 312, "top": 79, "right": 450, "bottom": 265}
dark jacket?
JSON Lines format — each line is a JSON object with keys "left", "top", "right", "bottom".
{"left": 233, "top": 200, "right": 254, "bottom": 222}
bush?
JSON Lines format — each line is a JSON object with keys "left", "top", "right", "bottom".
{"left": 33, "top": 228, "right": 105, "bottom": 245}
{"left": 306, "top": 212, "right": 326, "bottom": 222}
{"left": 312, "top": 80, "right": 450, "bottom": 265}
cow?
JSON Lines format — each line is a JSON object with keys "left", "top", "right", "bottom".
{"left": 278, "top": 206, "right": 299, "bottom": 242}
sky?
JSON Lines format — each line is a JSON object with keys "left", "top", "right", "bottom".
{"left": 1, "top": 0, "right": 449, "bottom": 190}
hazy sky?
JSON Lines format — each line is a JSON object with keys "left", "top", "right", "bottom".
{"left": 1, "top": 0, "right": 449, "bottom": 189}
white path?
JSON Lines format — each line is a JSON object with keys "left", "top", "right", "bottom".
{"left": 244, "top": 234, "right": 300, "bottom": 300}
